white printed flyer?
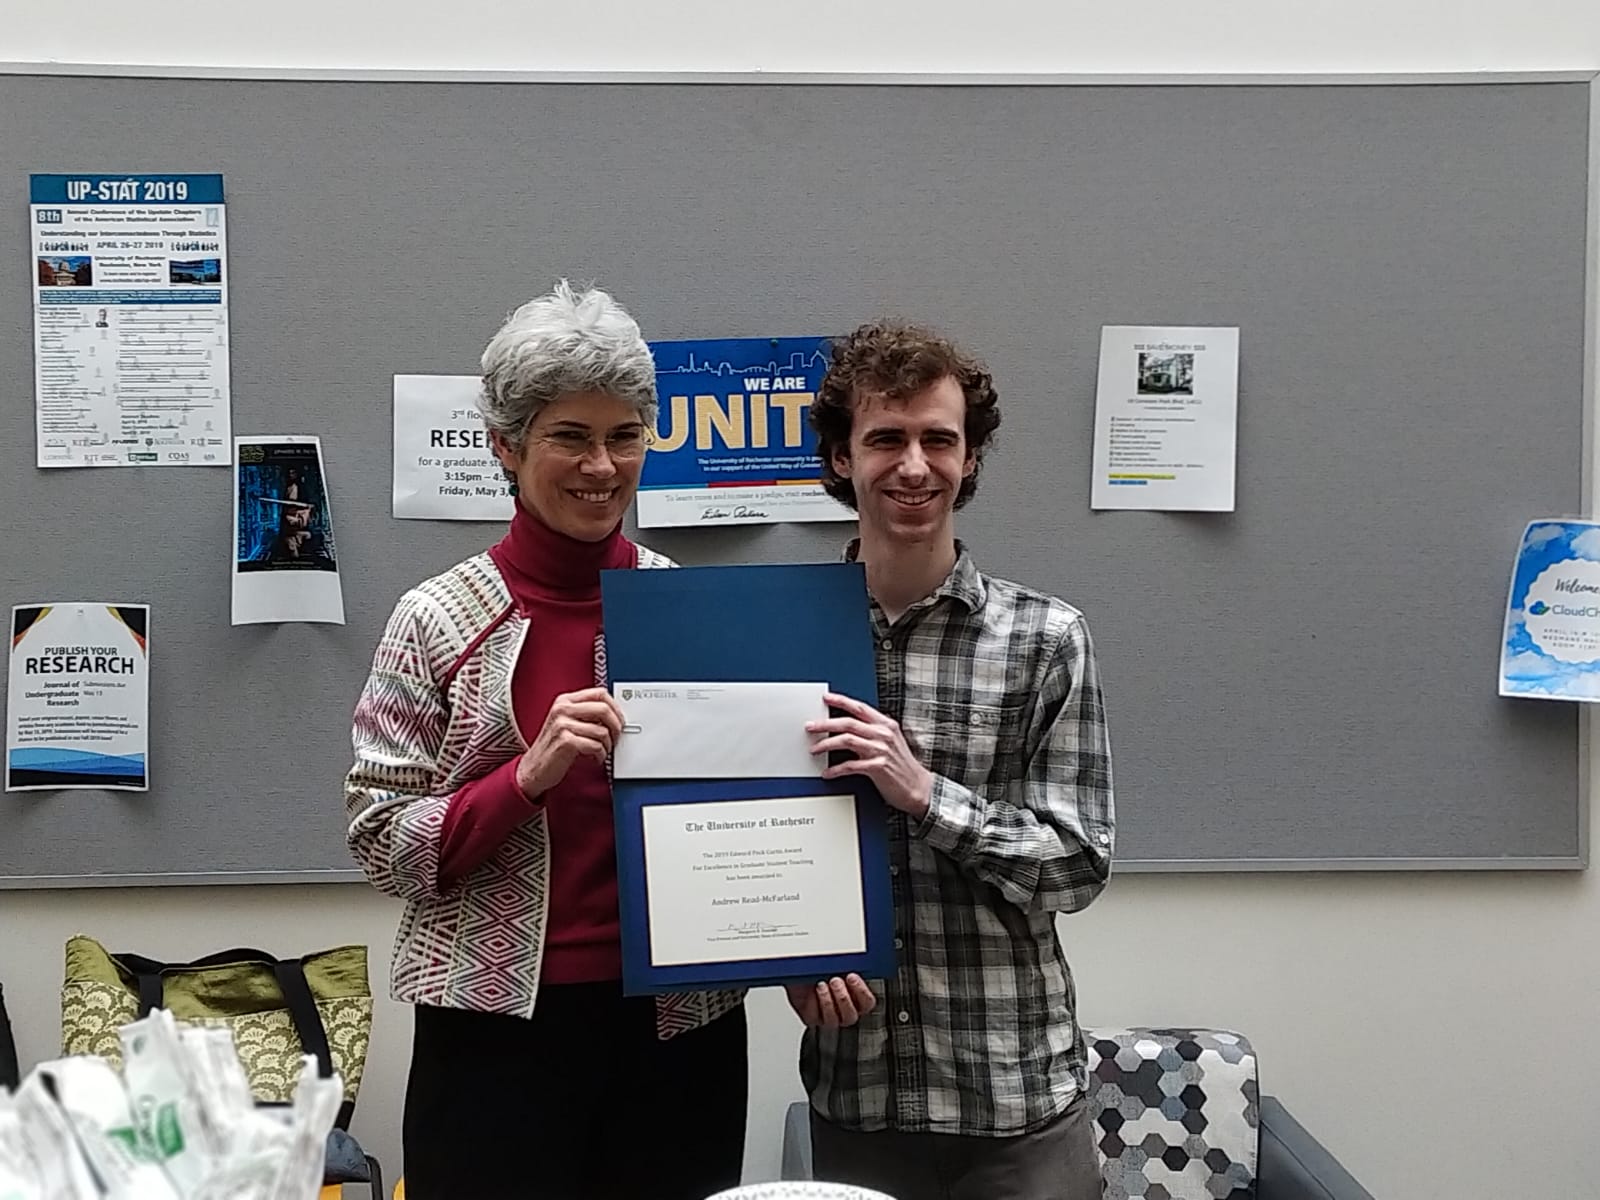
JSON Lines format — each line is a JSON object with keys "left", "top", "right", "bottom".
{"left": 1499, "top": 519, "right": 1600, "bottom": 701}
{"left": 6, "top": 604, "right": 150, "bottom": 792}
{"left": 30, "top": 173, "right": 231, "bottom": 467}
{"left": 392, "top": 374, "right": 511, "bottom": 521}
{"left": 1090, "top": 325, "right": 1241, "bottom": 512}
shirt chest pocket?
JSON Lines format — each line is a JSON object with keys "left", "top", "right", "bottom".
{"left": 898, "top": 696, "right": 1027, "bottom": 791}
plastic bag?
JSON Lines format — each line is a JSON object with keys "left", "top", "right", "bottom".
{"left": 0, "top": 1010, "right": 340, "bottom": 1200}
{"left": 116, "top": 1012, "right": 222, "bottom": 1194}
{"left": 0, "top": 1089, "right": 41, "bottom": 1200}
{"left": 34, "top": 1057, "right": 179, "bottom": 1200}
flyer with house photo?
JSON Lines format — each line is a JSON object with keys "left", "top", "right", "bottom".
{"left": 1090, "top": 325, "right": 1241, "bottom": 512}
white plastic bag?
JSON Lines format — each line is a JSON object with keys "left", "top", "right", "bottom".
{"left": 11, "top": 1074, "right": 100, "bottom": 1200}
{"left": 116, "top": 1012, "right": 222, "bottom": 1195}
{"left": 173, "top": 1030, "right": 253, "bottom": 1160}
{"left": 268, "top": 1062, "right": 340, "bottom": 1200}
{"left": 188, "top": 1054, "right": 340, "bottom": 1200}
{"left": 33, "top": 1058, "right": 179, "bottom": 1200}
{"left": 0, "top": 1090, "right": 43, "bottom": 1200}
{"left": 5, "top": 1011, "right": 341, "bottom": 1200}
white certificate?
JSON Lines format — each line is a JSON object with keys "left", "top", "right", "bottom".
{"left": 641, "top": 794, "right": 865, "bottom": 967}
{"left": 1090, "top": 325, "right": 1241, "bottom": 512}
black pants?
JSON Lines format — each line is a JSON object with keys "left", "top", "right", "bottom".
{"left": 0, "top": 984, "right": 19, "bottom": 1091}
{"left": 402, "top": 983, "right": 747, "bottom": 1200}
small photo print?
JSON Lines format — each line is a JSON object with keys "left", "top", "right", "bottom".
{"left": 1137, "top": 352, "right": 1194, "bottom": 396}
{"left": 236, "top": 442, "right": 338, "bottom": 573}
{"left": 37, "top": 255, "right": 93, "bottom": 287}
{"left": 169, "top": 257, "right": 222, "bottom": 284}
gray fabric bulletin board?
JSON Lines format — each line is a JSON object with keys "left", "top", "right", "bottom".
{"left": 0, "top": 72, "right": 1591, "bottom": 885}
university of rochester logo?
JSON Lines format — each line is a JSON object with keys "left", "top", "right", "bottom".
{"left": 621, "top": 688, "right": 633, "bottom": 700}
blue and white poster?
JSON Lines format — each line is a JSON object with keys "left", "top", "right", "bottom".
{"left": 30, "top": 173, "right": 231, "bottom": 467}
{"left": 232, "top": 435, "right": 346, "bottom": 626}
{"left": 638, "top": 336, "right": 855, "bottom": 527}
{"left": 1500, "top": 519, "right": 1600, "bottom": 701}
{"left": 6, "top": 604, "right": 150, "bottom": 792}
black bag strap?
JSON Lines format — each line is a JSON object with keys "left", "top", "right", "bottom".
{"left": 268, "top": 959, "right": 334, "bottom": 1081}
{"left": 270, "top": 959, "right": 355, "bottom": 1131}
{"left": 0, "top": 983, "right": 20, "bottom": 1092}
{"left": 114, "top": 947, "right": 349, "bottom": 1125}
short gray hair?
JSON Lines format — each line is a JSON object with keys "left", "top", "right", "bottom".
{"left": 478, "top": 280, "right": 658, "bottom": 444}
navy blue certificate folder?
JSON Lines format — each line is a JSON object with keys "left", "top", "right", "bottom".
{"left": 600, "top": 561, "right": 896, "bottom": 995}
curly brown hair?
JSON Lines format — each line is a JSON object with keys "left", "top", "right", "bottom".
{"left": 810, "top": 321, "right": 1001, "bottom": 511}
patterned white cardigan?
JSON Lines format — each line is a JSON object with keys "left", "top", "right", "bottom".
{"left": 344, "top": 547, "right": 744, "bottom": 1039}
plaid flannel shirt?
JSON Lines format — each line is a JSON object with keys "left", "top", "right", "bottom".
{"left": 801, "top": 542, "right": 1115, "bottom": 1136}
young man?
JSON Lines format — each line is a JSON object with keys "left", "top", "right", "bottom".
{"left": 795, "top": 321, "right": 1116, "bottom": 1200}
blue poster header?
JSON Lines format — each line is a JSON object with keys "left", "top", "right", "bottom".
{"left": 30, "top": 174, "right": 226, "bottom": 206}
{"left": 642, "top": 336, "right": 832, "bottom": 491}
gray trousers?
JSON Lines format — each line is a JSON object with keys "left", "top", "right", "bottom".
{"left": 810, "top": 1096, "right": 1100, "bottom": 1200}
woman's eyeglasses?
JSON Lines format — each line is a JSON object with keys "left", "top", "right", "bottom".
{"left": 534, "top": 428, "right": 650, "bottom": 461}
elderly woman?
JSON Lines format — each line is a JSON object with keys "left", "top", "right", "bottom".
{"left": 344, "top": 282, "right": 747, "bottom": 1199}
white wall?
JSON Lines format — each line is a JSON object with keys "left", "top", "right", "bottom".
{"left": 7, "top": 855, "right": 1600, "bottom": 1197}
{"left": 0, "top": 0, "right": 1597, "bottom": 74}
{"left": 3, "top": 3, "right": 1599, "bottom": 1198}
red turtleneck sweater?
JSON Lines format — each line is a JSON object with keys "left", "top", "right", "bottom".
{"left": 437, "top": 506, "right": 637, "bottom": 984}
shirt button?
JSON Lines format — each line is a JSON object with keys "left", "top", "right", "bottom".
{"left": 880, "top": 638, "right": 893, "bottom": 651}
{"left": 897, "top": 1011, "right": 911, "bottom": 1024}
{"left": 889, "top": 864, "right": 899, "bottom": 876}
{"left": 893, "top": 937, "right": 904, "bottom": 950}
{"left": 1098, "top": 832, "right": 1111, "bottom": 844}
{"left": 968, "top": 713, "right": 983, "bottom": 726}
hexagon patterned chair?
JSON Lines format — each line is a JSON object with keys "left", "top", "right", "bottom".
{"left": 781, "top": 1026, "right": 1375, "bottom": 1200}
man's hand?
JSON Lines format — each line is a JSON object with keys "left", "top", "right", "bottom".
{"left": 784, "top": 974, "right": 878, "bottom": 1027}
{"left": 808, "top": 692, "right": 934, "bottom": 820}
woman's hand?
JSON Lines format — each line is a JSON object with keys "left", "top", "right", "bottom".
{"left": 515, "top": 687, "right": 625, "bottom": 799}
